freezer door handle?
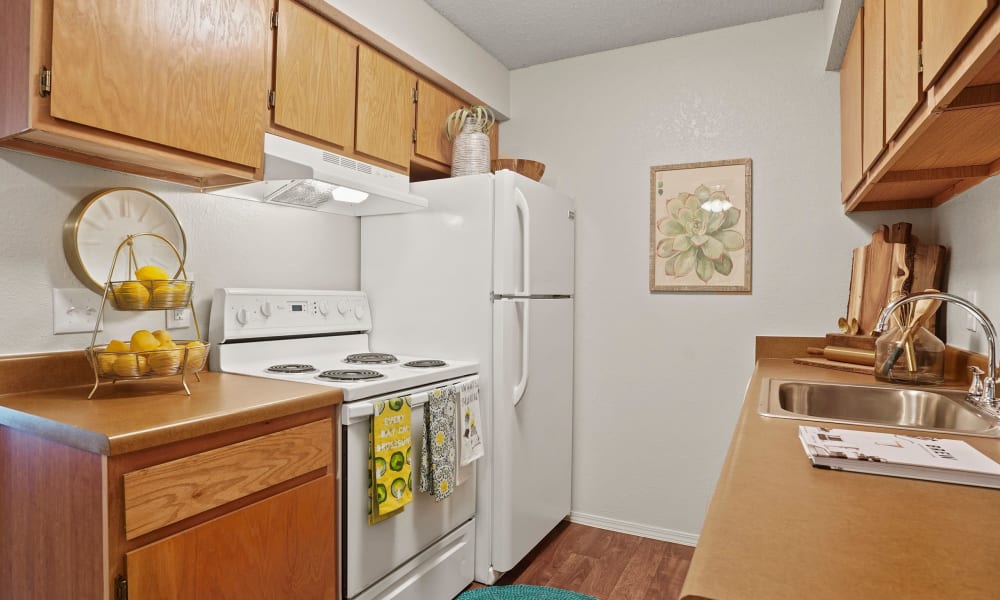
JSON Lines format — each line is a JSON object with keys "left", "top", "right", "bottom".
{"left": 514, "top": 188, "right": 531, "bottom": 296}
{"left": 513, "top": 297, "right": 530, "bottom": 406}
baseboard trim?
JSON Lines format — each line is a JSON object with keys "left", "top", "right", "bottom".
{"left": 567, "top": 511, "right": 699, "bottom": 547}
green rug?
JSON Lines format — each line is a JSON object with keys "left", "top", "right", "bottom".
{"left": 457, "top": 585, "right": 597, "bottom": 600}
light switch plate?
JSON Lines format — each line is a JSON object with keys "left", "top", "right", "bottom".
{"left": 53, "top": 288, "right": 104, "bottom": 334}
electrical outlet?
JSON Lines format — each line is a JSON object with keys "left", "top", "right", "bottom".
{"left": 53, "top": 288, "right": 104, "bottom": 334}
{"left": 165, "top": 271, "right": 195, "bottom": 330}
{"left": 165, "top": 307, "right": 192, "bottom": 330}
{"left": 966, "top": 290, "right": 979, "bottom": 333}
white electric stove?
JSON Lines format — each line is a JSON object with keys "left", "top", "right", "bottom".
{"left": 208, "top": 289, "right": 477, "bottom": 399}
{"left": 209, "top": 288, "right": 479, "bottom": 600}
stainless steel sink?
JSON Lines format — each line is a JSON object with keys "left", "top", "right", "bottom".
{"left": 759, "top": 378, "right": 1000, "bottom": 437}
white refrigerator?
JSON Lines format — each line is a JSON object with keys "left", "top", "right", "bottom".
{"left": 361, "top": 171, "right": 574, "bottom": 584}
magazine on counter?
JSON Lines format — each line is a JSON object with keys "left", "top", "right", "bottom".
{"left": 798, "top": 426, "right": 1000, "bottom": 489}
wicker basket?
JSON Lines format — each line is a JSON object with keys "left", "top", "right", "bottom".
{"left": 491, "top": 159, "right": 545, "bottom": 181}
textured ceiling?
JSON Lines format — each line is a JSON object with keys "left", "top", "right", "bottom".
{"left": 425, "top": 0, "right": 825, "bottom": 69}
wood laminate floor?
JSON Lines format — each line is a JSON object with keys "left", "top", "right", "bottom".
{"left": 464, "top": 521, "right": 694, "bottom": 599}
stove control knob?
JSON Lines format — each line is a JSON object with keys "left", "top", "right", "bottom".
{"left": 260, "top": 302, "right": 273, "bottom": 318}
{"left": 318, "top": 301, "right": 330, "bottom": 316}
{"left": 235, "top": 308, "right": 249, "bottom": 325}
{"left": 354, "top": 304, "right": 366, "bottom": 320}
{"left": 337, "top": 299, "right": 350, "bottom": 315}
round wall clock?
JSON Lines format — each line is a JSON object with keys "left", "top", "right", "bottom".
{"left": 63, "top": 188, "right": 187, "bottom": 294}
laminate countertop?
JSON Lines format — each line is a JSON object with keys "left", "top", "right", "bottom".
{"left": 0, "top": 370, "right": 343, "bottom": 456}
{"left": 680, "top": 359, "right": 1000, "bottom": 600}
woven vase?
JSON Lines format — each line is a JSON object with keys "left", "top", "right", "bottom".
{"left": 450, "top": 117, "right": 490, "bottom": 177}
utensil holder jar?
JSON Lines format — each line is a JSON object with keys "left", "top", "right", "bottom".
{"left": 875, "top": 325, "right": 945, "bottom": 385}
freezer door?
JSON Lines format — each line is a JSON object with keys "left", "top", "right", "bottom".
{"left": 491, "top": 297, "right": 573, "bottom": 572}
{"left": 493, "top": 171, "right": 575, "bottom": 296}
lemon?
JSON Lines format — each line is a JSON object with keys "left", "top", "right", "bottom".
{"left": 152, "top": 329, "right": 173, "bottom": 345}
{"left": 151, "top": 281, "right": 188, "bottom": 308}
{"left": 135, "top": 265, "right": 170, "bottom": 281}
{"left": 184, "top": 341, "right": 207, "bottom": 370}
{"left": 113, "top": 354, "right": 147, "bottom": 377}
{"left": 106, "top": 339, "right": 130, "bottom": 352}
{"left": 149, "top": 343, "right": 183, "bottom": 375}
{"left": 130, "top": 330, "right": 160, "bottom": 352}
{"left": 114, "top": 281, "right": 150, "bottom": 309}
{"left": 97, "top": 352, "right": 117, "bottom": 375}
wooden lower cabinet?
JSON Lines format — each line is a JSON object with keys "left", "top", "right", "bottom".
{"left": 126, "top": 476, "right": 336, "bottom": 599}
{"left": 0, "top": 408, "right": 338, "bottom": 600}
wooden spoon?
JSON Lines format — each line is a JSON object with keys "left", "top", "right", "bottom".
{"left": 900, "top": 294, "right": 942, "bottom": 372}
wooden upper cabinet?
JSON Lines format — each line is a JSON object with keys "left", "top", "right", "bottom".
{"left": 49, "top": 0, "right": 270, "bottom": 168}
{"left": 862, "top": 0, "right": 885, "bottom": 172}
{"left": 273, "top": 0, "right": 357, "bottom": 151}
{"left": 0, "top": 0, "right": 270, "bottom": 187}
{"left": 414, "top": 78, "right": 464, "bottom": 167}
{"left": 356, "top": 45, "right": 416, "bottom": 171}
{"left": 841, "top": 9, "right": 864, "bottom": 201}
{"left": 922, "top": 0, "right": 990, "bottom": 90}
{"left": 884, "top": 0, "right": 921, "bottom": 140}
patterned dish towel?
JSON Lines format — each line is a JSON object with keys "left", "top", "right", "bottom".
{"left": 458, "top": 377, "right": 484, "bottom": 466}
{"left": 419, "top": 385, "right": 458, "bottom": 501}
{"left": 369, "top": 397, "right": 413, "bottom": 525}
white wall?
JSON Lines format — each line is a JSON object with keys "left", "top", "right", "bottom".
{"left": 502, "top": 10, "right": 932, "bottom": 540}
{"left": 928, "top": 175, "right": 1000, "bottom": 356}
{"left": 0, "top": 150, "right": 359, "bottom": 356}
{"left": 324, "top": 0, "right": 511, "bottom": 117}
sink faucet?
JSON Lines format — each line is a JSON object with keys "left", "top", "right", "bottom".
{"left": 874, "top": 292, "right": 999, "bottom": 414}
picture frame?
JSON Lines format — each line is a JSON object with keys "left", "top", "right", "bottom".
{"left": 649, "top": 158, "right": 752, "bottom": 293}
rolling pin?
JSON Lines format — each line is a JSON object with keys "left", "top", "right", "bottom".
{"left": 807, "top": 346, "right": 876, "bottom": 366}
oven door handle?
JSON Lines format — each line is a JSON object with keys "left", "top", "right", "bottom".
{"left": 340, "top": 376, "right": 478, "bottom": 425}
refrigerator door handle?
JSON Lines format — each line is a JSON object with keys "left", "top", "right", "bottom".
{"left": 513, "top": 298, "right": 529, "bottom": 406}
{"left": 514, "top": 188, "right": 531, "bottom": 296}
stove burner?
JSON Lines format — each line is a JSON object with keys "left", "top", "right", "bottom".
{"left": 345, "top": 352, "right": 398, "bottom": 365}
{"left": 403, "top": 360, "right": 447, "bottom": 368}
{"left": 266, "top": 364, "right": 317, "bottom": 374}
{"left": 317, "top": 369, "right": 385, "bottom": 382}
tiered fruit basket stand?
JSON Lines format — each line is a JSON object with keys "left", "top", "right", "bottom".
{"left": 85, "top": 232, "right": 208, "bottom": 398}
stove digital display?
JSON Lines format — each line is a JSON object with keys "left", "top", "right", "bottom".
{"left": 290, "top": 302, "right": 306, "bottom": 312}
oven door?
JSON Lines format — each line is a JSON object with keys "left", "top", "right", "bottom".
{"left": 339, "top": 377, "right": 478, "bottom": 600}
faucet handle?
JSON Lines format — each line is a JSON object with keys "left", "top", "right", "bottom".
{"left": 969, "top": 366, "right": 985, "bottom": 399}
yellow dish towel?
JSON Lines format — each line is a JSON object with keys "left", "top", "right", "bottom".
{"left": 369, "top": 397, "right": 413, "bottom": 525}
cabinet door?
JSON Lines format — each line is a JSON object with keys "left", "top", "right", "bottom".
{"left": 841, "top": 9, "right": 864, "bottom": 201}
{"left": 885, "top": 0, "right": 921, "bottom": 140}
{"left": 414, "top": 78, "right": 464, "bottom": 166}
{"left": 274, "top": 0, "right": 357, "bottom": 150}
{"left": 50, "top": 0, "right": 270, "bottom": 168}
{"left": 356, "top": 45, "right": 415, "bottom": 170}
{"left": 862, "top": 0, "right": 885, "bottom": 172}
{"left": 125, "top": 476, "right": 336, "bottom": 599}
{"left": 922, "top": 0, "right": 990, "bottom": 90}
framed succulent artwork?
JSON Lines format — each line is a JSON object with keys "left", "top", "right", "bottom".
{"left": 649, "top": 158, "right": 752, "bottom": 293}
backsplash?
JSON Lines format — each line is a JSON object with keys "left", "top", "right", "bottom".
{"left": 0, "top": 149, "right": 360, "bottom": 356}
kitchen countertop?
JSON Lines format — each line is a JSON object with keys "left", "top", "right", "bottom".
{"left": 0, "top": 370, "right": 343, "bottom": 456}
{"left": 680, "top": 359, "right": 1000, "bottom": 600}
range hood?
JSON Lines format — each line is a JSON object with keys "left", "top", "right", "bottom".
{"left": 206, "top": 133, "right": 428, "bottom": 216}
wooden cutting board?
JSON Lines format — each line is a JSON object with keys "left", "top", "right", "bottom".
{"left": 845, "top": 223, "right": 947, "bottom": 336}
{"left": 792, "top": 357, "right": 875, "bottom": 375}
